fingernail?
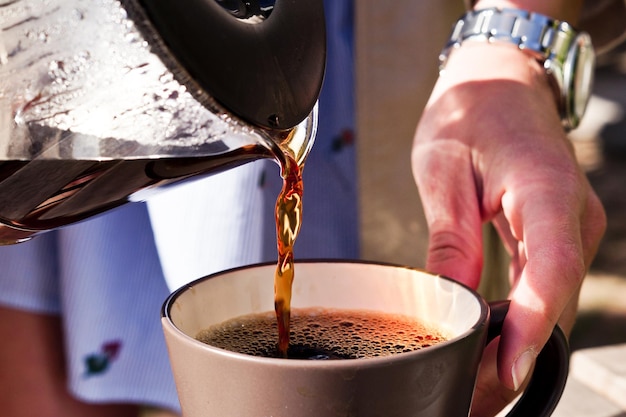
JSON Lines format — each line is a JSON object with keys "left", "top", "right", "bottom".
{"left": 512, "top": 350, "right": 536, "bottom": 391}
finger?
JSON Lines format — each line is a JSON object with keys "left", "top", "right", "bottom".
{"left": 411, "top": 139, "right": 484, "bottom": 288}
{"left": 497, "top": 183, "right": 589, "bottom": 391}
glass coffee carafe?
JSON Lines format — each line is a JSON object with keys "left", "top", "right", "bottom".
{"left": 0, "top": 0, "right": 326, "bottom": 244}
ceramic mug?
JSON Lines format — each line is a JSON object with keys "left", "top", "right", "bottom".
{"left": 161, "top": 261, "right": 568, "bottom": 416}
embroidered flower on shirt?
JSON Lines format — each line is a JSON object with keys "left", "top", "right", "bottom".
{"left": 83, "top": 340, "right": 122, "bottom": 377}
{"left": 330, "top": 128, "right": 354, "bottom": 152}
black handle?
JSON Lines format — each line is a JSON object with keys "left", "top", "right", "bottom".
{"left": 131, "top": 0, "right": 326, "bottom": 130}
{"left": 487, "top": 300, "right": 569, "bottom": 417}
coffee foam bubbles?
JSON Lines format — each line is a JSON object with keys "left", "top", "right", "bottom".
{"left": 195, "top": 307, "right": 448, "bottom": 359}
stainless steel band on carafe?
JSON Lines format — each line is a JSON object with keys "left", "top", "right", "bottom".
{"left": 438, "top": 7, "right": 596, "bottom": 131}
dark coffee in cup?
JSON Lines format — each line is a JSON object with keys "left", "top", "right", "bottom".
{"left": 195, "top": 307, "right": 448, "bottom": 359}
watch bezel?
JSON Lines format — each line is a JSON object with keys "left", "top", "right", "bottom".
{"left": 562, "top": 31, "right": 595, "bottom": 131}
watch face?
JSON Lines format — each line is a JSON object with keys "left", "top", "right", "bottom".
{"left": 564, "top": 32, "right": 595, "bottom": 130}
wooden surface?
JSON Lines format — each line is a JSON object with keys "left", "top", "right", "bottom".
{"left": 571, "top": 344, "right": 626, "bottom": 412}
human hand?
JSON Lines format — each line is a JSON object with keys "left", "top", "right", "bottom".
{"left": 412, "top": 42, "right": 606, "bottom": 416}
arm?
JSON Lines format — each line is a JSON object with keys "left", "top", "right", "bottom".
{"left": 412, "top": 1, "right": 606, "bottom": 415}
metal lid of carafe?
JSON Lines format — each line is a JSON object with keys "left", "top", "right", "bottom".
{"left": 134, "top": 0, "right": 326, "bottom": 131}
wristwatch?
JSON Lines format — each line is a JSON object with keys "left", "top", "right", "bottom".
{"left": 439, "top": 8, "right": 595, "bottom": 131}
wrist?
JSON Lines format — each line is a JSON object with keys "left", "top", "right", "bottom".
{"left": 437, "top": 42, "right": 550, "bottom": 95}
{"left": 431, "top": 43, "right": 558, "bottom": 128}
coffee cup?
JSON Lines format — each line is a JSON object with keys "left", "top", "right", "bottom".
{"left": 161, "top": 260, "right": 568, "bottom": 416}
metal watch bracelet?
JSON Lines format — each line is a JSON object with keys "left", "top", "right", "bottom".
{"left": 439, "top": 7, "right": 577, "bottom": 71}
